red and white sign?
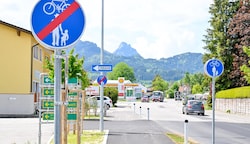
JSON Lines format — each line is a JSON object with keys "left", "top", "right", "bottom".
{"left": 118, "top": 77, "right": 125, "bottom": 97}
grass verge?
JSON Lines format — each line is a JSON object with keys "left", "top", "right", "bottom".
{"left": 50, "top": 130, "right": 106, "bottom": 144}
{"left": 166, "top": 133, "right": 198, "bottom": 144}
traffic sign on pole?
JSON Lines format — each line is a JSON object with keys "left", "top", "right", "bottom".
{"left": 31, "top": 0, "right": 85, "bottom": 49}
{"left": 204, "top": 58, "right": 224, "bottom": 78}
{"left": 92, "top": 64, "right": 112, "bottom": 72}
{"left": 204, "top": 58, "right": 224, "bottom": 144}
{"left": 97, "top": 75, "right": 107, "bottom": 85}
{"left": 42, "top": 75, "right": 53, "bottom": 85}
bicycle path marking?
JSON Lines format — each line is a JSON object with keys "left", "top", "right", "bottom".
{"left": 37, "top": 1, "right": 79, "bottom": 40}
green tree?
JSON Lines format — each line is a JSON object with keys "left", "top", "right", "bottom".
{"left": 44, "top": 49, "right": 89, "bottom": 89}
{"left": 107, "top": 62, "right": 136, "bottom": 82}
{"left": 152, "top": 75, "right": 169, "bottom": 92}
{"left": 192, "top": 84, "right": 203, "bottom": 94}
{"left": 227, "top": 2, "right": 250, "bottom": 87}
{"left": 167, "top": 81, "right": 180, "bottom": 98}
{"left": 203, "top": 0, "right": 240, "bottom": 90}
{"left": 240, "top": 46, "right": 250, "bottom": 84}
{"left": 104, "top": 87, "right": 118, "bottom": 106}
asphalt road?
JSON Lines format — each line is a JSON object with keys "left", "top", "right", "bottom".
{"left": 133, "top": 99, "right": 250, "bottom": 144}
{"left": 83, "top": 103, "right": 175, "bottom": 144}
{"left": 1, "top": 99, "right": 250, "bottom": 144}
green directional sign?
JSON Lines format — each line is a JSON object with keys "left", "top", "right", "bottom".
{"left": 42, "top": 113, "right": 77, "bottom": 120}
{"left": 42, "top": 100, "right": 54, "bottom": 108}
{"left": 68, "top": 91, "right": 78, "bottom": 97}
{"left": 42, "top": 113, "right": 54, "bottom": 120}
{"left": 43, "top": 75, "right": 53, "bottom": 84}
{"left": 68, "top": 101, "right": 77, "bottom": 108}
{"left": 42, "top": 88, "right": 54, "bottom": 96}
{"left": 67, "top": 113, "right": 77, "bottom": 120}
{"left": 68, "top": 78, "right": 78, "bottom": 84}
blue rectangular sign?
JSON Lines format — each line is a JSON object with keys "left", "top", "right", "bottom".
{"left": 92, "top": 64, "right": 112, "bottom": 72}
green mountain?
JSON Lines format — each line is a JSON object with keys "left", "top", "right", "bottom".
{"left": 71, "top": 41, "right": 204, "bottom": 81}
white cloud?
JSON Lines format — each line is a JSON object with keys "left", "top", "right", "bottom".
{"left": 0, "top": 0, "right": 213, "bottom": 59}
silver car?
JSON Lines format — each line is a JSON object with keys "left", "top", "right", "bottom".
{"left": 182, "top": 100, "right": 205, "bottom": 116}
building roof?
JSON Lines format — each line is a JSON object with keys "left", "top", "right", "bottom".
{"left": 0, "top": 20, "right": 31, "bottom": 34}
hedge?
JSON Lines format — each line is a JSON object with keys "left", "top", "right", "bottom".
{"left": 216, "top": 86, "right": 250, "bottom": 99}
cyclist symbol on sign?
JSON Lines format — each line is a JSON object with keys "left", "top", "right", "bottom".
{"left": 209, "top": 60, "right": 220, "bottom": 76}
{"left": 43, "top": 0, "right": 70, "bottom": 15}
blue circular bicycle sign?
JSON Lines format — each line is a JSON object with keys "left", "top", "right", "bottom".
{"left": 31, "top": 0, "right": 85, "bottom": 49}
{"left": 204, "top": 58, "right": 224, "bottom": 78}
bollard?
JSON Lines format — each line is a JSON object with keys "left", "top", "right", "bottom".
{"left": 139, "top": 106, "right": 142, "bottom": 116}
{"left": 147, "top": 108, "right": 150, "bottom": 120}
{"left": 184, "top": 119, "right": 188, "bottom": 144}
{"left": 133, "top": 103, "right": 136, "bottom": 113}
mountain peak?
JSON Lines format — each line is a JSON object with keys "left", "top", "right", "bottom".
{"left": 113, "top": 42, "right": 141, "bottom": 57}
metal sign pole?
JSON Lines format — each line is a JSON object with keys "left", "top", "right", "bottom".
{"left": 54, "top": 49, "right": 62, "bottom": 144}
{"left": 100, "top": 82, "right": 104, "bottom": 131}
{"left": 99, "top": 0, "right": 104, "bottom": 132}
{"left": 212, "top": 76, "right": 215, "bottom": 144}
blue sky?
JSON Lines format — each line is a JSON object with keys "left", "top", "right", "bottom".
{"left": 0, "top": 0, "right": 213, "bottom": 59}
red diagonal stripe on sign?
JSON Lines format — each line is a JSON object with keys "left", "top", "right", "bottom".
{"left": 37, "top": 1, "right": 80, "bottom": 40}
{"left": 98, "top": 76, "right": 106, "bottom": 85}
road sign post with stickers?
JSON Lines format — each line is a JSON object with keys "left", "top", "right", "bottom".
{"left": 31, "top": 0, "right": 85, "bottom": 143}
{"left": 204, "top": 58, "right": 224, "bottom": 144}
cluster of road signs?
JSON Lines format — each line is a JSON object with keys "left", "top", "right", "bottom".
{"left": 92, "top": 64, "right": 112, "bottom": 86}
{"left": 40, "top": 74, "right": 79, "bottom": 121}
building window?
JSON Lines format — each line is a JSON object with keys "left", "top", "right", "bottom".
{"left": 33, "top": 45, "right": 42, "bottom": 62}
{"left": 39, "top": 48, "right": 42, "bottom": 61}
{"left": 33, "top": 45, "right": 38, "bottom": 60}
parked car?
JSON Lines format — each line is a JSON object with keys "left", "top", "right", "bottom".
{"left": 182, "top": 100, "right": 205, "bottom": 115}
{"left": 141, "top": 95, "right": 150, "bottom": 102}
{"left": 88, "top": 96, "right": 113, "bottom": 109}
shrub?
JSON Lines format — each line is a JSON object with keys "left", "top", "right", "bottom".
{"left": 216, "top": 86, "right": 250, "bottom": 99}
{"left": 104, "top": 87, "right": 118, "bottom": 106}
{"left": 207, "top": 95, "right": 212, "bottom": 108}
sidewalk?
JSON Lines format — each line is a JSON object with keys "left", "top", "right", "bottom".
{"left": 83, "top": 102, "right": 175, "bottom": 144}
{"left": 206, "top": 110, "right": 250, "bottom": 123}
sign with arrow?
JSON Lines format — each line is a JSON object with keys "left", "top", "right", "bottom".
{"left": 92, "top": 64, "right": 112, "bottom": 72}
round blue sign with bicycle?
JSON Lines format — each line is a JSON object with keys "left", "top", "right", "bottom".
{"left": 204, "top": 58, "right": 224, "bottom": 78}
{"left": 31, "top": 0, "right": 85, "bottom": 49}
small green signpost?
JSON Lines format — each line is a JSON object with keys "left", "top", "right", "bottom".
{"left": 42, "top": 101, "right": 77, "bottom": 108}
{"left": 42, "top": 113, "right": 77, "bottom": 120}
{"left": 42, "top": 113, "right": 54, "bottom": 120}
{"left": 68, "top": 78, "right": 78, "bottom": 84}
{"left": 43, "top": 75, "right": 53, "bottom": 85}
{"left": 68, "top": 91, "right": 78, "bottom": 97}
{"left": 68, "top": 101, "right": 77, "bottom": 108}
{"left": 42, "top": 88, "right": 54, "bottom": 96}
{"left": 67, "top": 113, "right": 77, "bottom": 120}
{"left": 42, "top": 101, "right": 54, "bottom": 108}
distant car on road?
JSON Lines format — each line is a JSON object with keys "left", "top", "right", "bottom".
{"left": 141, "top": 95, "right": 150, "bottom": 102}
{"left": 151, "top": 91, "right": 164, "bottom": 102}
{"left": 88, "top": 96, "right": 113, "bottom": 109}
{"left": 182, "top": 100, "right": 205, "bottom": 115}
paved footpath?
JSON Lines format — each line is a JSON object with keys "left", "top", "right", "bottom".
{"left": 83, "top": 102, "right": 175, "bottom": 144}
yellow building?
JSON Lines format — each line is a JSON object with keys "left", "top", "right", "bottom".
{"left": 0, "top": 20, "right": 53, "bottom": 115}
